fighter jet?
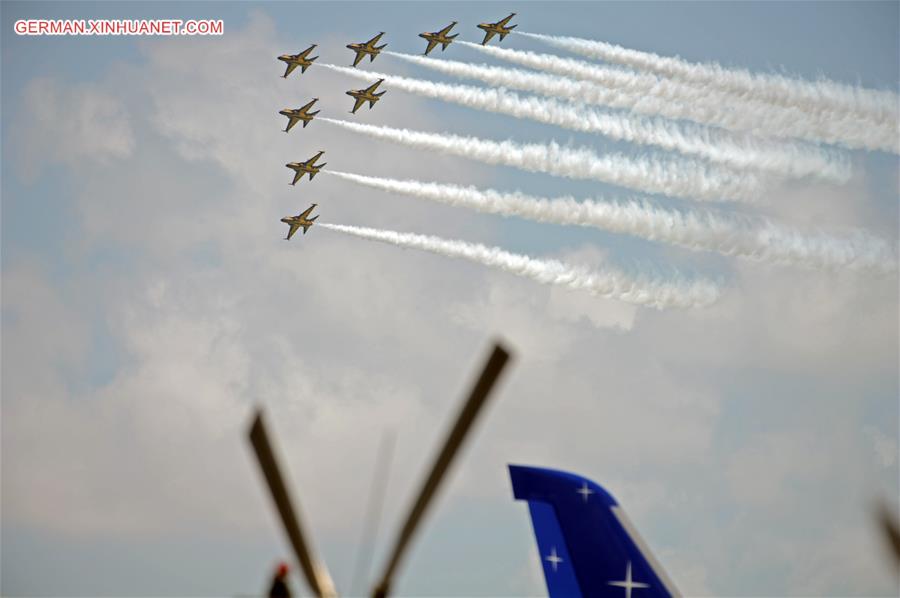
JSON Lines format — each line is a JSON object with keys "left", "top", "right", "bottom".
{"left": 477, "top": 13, "right": 517, "bottom": 45}
{"left": 347, "top": 32, "right": 387, "bottom": 67}
{"left": 279, "top": 99, "right": 320, "bottom": 132}
{"left": 281, "top": 204, "right": 318, "bottom": 240}
{"left": 346, "top": 79, "right": 386, "bottom": 114}
{"left": 285, "top": 151, "right": 326, "bottom": 185}
{"left": 419, "top": 22, "right": 458, "bottom": 55}
{"left": 277, "top": 45, "right": 319, "bottom": 78}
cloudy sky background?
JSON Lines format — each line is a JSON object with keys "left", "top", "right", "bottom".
{"left": 2, "top": 1, "right": 898, "bottom": 596}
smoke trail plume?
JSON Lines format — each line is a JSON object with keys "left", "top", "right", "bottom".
{"left": 389, "top": 49, "right": 896, "bottom": 153}
{"left": 319, "top": 117, "right": 762, "bottom": 203}
{"left": 321, "top": 63, "right": 848, "bottom": 182}
{"left": 318, "top": 222, "right": 720, "bottom": 309}
{"left": 328, "top": 170, "right": 898, "bottom": 274}
{"left": 518, "top": 32, "right": 899, "bottom": 129}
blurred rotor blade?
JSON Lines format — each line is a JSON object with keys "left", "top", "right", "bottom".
{"left": 248, "top": 409, "right": 337, "bottom": 598}
{"left": 371, "top": 341, "right": 513, "bottom": 598}
{"left": 349, "top": 430, "right": 397, "bottom": 596}
{"left": 876, "top": 499, "right": 900, "bottom": 569}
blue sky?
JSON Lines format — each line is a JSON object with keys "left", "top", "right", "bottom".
{"left": 2, "top": 2, "right": 898, "bottom": 596}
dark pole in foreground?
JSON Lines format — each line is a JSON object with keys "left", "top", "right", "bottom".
{"left": 371, "top": 342, "right": 512, "bottom": 598}
{"left": 249, "top": 411, "right": 336, "bottom": 598}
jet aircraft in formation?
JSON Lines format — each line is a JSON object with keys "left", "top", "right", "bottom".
{"left": 419, "top": 21, "right": 459, "bottom": 55}
{"left": 281, "top": 204, "right": 319, "bottom": 240}
{"left": 277, "top": 44, "right": 319, "bottom": 78}
{"left": 279, "top": 99, "right": 320, "bottom": 132}
{"left": 477, "top": 13, "right": 517, "bottom": 45}
{"left": 347, "top": 79, "right": 386, "bottom": 114}
{"left": 275, "top": 14, "right": 519, "bottom": 240}
{"left": 347, "top": 32, "right": 387, "bottom": 67}
{"left": 286, "top": 151, "right": 327, "bottom": 185}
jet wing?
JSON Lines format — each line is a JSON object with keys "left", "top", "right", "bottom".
{"left": 299, "top": 204, "right": 317, "bottom": 219}
{"left": 509, "top": 465, "right": 679, "bottom": 598}
{"left": 423, "top": 38, "right": 439, "bottom": 55}
{"left": 299, "top": 44, "right": 317, "bottom": 58}
{"left": 480, "top": 29, "right": 496, "bottom": 45}
{"left": 351, "top": 49, "right": 367, "bottom": 67}
{"left": 438, "top": 22, "right": 457, "bottom": 36}
{"left": 285, "top": 116, "right": 301, "bottom": 132}
{"left": 350, "top": 96, "right": 367, "bottom": 114}
{"left": 300, "top": 98, "right": 318, "bottom": 112}
{"left": 366, "top": 32, "right": 385, "bottom": 48}
{"left": 498, "top": 13, "right": 516, "bottom": 26}
{"left": 291, "top": 169, "right": 305, "bottom": 185}
{"left": 365, "top": 79, "right": 383, "bottom": 93}
{"left": 308, "top": 151, "right": 324, "bottom": 165}
{"left": 285, "top": 221, "right": 301, "bottom": 240}
{"left": 283, "top": 62, "right": 299, "bottom": 78}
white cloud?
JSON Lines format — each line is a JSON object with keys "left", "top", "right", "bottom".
{"left": 14, "top": 78, "right": 135, "bottom": 181}
{"left": 867, "top": 426, "right": 899, "bottom": 469}
{"left": 2, "top": 10, "right": 897, "bottom": 598}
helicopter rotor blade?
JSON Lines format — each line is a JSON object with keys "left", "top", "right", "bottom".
{"left": 876, "top": 499, "right": 900, "bottom": 569}
{"left": 349, "top": 430, "right": 397, "bottom": 596}
{"left": 248, "top": 409, "right": 337, "bottom": 598}
{"left": 371, "top": 341, "right": 513, "bottom": 598}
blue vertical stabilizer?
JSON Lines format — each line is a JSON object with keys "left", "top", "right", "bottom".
{"left": 509, "top": 465, "right": 679, "bottom": 598}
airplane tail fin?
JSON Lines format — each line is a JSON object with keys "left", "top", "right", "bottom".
{"left": 447, "top": 33, "right": 459, "bottom": 40}
{"left": 303, "top": 215, "right": 319, "bottom": 234}
{"left": 309, "top": 166, "right": 325, "bottom": 180}
{"left": 509, "top": 465, "right": 678, "bottom": 598}
{"left": 375, "top": 43, "right": 388, "bottom": 51}
{"left": 500, "top": 25, "right": 517, "bottom": 41}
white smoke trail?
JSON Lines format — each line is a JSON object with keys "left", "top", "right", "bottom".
{"left": 389, "top": 49, "right": 896, "bottom": 153}
{"left": 327, "top": 170, "right": 898, "bottom": 274}
{"left": 518, "top": 31, "right": 900, "bottom": 128}
{"left": 319, "top": 117, "right": 762, "bottom": 203}
{"left": 321, "top": 62, "right": 849, "bottom": 182}
{"left": 318, "top": 222, "right": 721, "bottom": 309}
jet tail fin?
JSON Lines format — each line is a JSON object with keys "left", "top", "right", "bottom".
{"left": 302, "top": 215, "right": 319, "bottom": 234}
{"left": 509, "top": 465, "right": 679, "bottom": 598}
{"left": 500, "top": 25, "right": 517, "bottom": 41}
